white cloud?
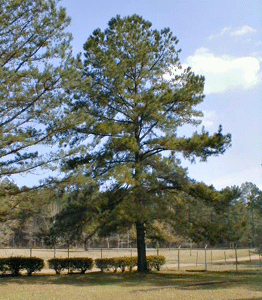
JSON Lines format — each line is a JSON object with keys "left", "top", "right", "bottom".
{"left": 195, "top": 110, "right": 217, "bottom": 128}
{"left": 209, "top": 25, "right": 256, "bottom": 39}
{"left": 211, "top": 166, "right": 262, "bottom": 190}
{"left": 201, "top": 110, "right": 217, "bottom": 128}
{"left": 209, "top": 27, "right": 231, "bottom": 39}
{"left": 185, "top": 48, "right": 261, "bottom": 94}
{"left": 230, "top": 25, "right": 257, "bottom": 36}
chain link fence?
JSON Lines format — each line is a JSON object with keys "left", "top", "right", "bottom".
{"left": 0, "top": 246, "right": 261, "bottom": 272}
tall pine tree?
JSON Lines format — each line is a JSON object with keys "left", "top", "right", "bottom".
{"left": 61, "top": 15, "right": 231, "bottom": 273}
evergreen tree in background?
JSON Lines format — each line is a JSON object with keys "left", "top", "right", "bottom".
{"left": 0, "top": 0, "right": 75, "bottom": 179}
{"left": 59, "top": 15, "right": 232, "bottom": 273}
{"left": 182, "top": 184, "right": 243, "bottom": 247}
{"left": 239, "top": 182, "right": 262, "bottom": 247}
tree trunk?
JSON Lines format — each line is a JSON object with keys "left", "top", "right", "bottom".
{"left": 136, "top": 221, "right": 148, "bottom": 273}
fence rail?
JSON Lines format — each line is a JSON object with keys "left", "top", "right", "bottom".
{"left": 0, "top": 246, "right": 261, "bottom": 272}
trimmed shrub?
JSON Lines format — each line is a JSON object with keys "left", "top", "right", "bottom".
{"left": 113, "top": 257, "right": 137, "bottom": 273}
{"left": 95, "top": 255, "right": 165, "bottom": 273}
{"left": 6, "top": 257, "right": 21, "bottom": 276}
{"left": 0, "top": 258, "right": 8, "bottom": 274}
{"left": 95, "top": 258, "right": 115, "bottom": 273}
{"left": 114, "top": 257, "right": 128, "bottom": 273}
{"left": 124, "top": 256, "right": 137, "bottom": 272}
{"left": 48, "top": 258, "right": 93, "bottom": 274}
{"left": 95, "top": 257, "right": 137, "bottom": 273}
{"left": 48, "top": 255, "right": 165, "bottom": 274}
{"left": 68, "top": 258, "right": 93, "bottom": 274}
{"left": 22, "top": 257, "right": 44, "bottom": 276}
{"left": 146, "top": 255, "right": 165, "bottom": 271}
{"left": 0, "top": 257, "right": 44, "bottom": 276}
{"left": 48, "top": 258, "right": 64, "bottom": 274}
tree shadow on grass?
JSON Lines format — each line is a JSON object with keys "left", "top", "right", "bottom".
{"left": 0, "top": 270, "right": 261, "bottom": 293}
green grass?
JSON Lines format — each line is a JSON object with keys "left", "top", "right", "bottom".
{"left": 0, "top": 271, "right": 262, "bottom": 300}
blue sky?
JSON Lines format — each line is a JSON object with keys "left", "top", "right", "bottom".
{"left": 62, "top": 0, "right": 262, "bottom": 190}
{"left": 14, "top": 0, "right": 262, "bottom": 190}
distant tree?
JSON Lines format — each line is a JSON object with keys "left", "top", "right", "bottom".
{"left": 0, "top": 178, "right": 20, "bottom": 245}
{"left": 239, "top": 182, "right": 262, "bottom": 247}
{"left": 0, "top": 178, "right": 65, "bottom": 247}
{"left": 41, "top": 182, "right": 100, "bottom": 247}
{"left": 0, "top": 0, "right": 75, "bottom": 179}
{"left": 59, "top": 15, "right": 231, "bottom": 273}
{"left": 182, "top": 184, "right": 256, "bottom": 248}
{"left": 218, "top": 186, "right": 245, "bottom": 247}
{"left": 185, "top": 183, "right": 262, "bottom": 248}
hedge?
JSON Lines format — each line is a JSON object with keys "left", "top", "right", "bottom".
{"left": 146, "top": 255, "right": 165, "bottom": 271}
{"left": 94, "top": 258, "right": 115, "bottom": 273}
{"left": 95, "top": 255, "right": 165, "bottom": 273}
{"left": 0, "top": 255, "right": 165, "bottom": 276}
{"left": 48, "top": 258, "right": 93, "bottom": 274}
{"left": 0, "top": 257, "right": 44, "bottom": 276}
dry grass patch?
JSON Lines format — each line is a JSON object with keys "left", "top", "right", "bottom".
{"left": 0, "top": 271, "right": 262, "bottom": 300}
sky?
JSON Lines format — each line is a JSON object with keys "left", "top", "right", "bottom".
{"left": 14, "top": 0, "right": 262, "bottom": 190}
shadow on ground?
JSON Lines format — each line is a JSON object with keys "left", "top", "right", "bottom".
{"left": 0, "top": 270, "right": 262, "bottom": 294}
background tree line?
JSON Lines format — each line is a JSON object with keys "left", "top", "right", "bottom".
{"left": 1, "top": 179, "right": 261, "bottom": 249}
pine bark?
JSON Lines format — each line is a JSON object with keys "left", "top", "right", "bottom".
{"left": 136, "top": 221, "right": 148, "bottom": 273}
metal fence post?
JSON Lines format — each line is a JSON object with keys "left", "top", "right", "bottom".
{"left": 178, "top": 245, "right": 181, "bottom": 271}
{"left": 205, "top": 244, "right": 207, "bottom": 271}
{"left": 235, "top": 245, "right": 238, "bottom": 272}
{"left": 68, "top": 244, "right": 70, "bottom": 274}
{"left": 29, "top": 246, "right": 32, "bottom": 258}
{"left": 101, "top": 248, "right": 103, "bottom": 259}
{"left": 196, "top": 251, "right": 198, "bottom": 267}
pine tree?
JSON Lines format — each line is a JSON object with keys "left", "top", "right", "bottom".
{"left": 62, "top": 15, "right": 231, "bottom": 273}
{"left": 239, "top": 182, "right": 262, "bottom": 247}
{"left": 0, "top": 0, "right": 75, "bottom": 179}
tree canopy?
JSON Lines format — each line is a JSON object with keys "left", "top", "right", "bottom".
{"left": 54, "top": 15, "right": 232, "bottom": 273}
{"left": 0, "top": 0, "right": 74, "bottom": 179}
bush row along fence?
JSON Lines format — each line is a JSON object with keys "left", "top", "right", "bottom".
{"left": 0, "top": 256, "right": 165, "bottom": 276}
{"left": 0, "top": 246, "right": 261, "bottom": 272}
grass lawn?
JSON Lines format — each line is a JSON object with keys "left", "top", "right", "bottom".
{"left": 0, "top": 271, "right": 262, "bottom": 300}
